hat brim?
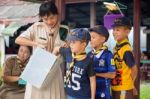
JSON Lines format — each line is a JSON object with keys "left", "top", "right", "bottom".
{"left": 112, "top": 24, "right": 131, "bottom": 30}
{"left": 89, "top": 28, "right": 101, "bottom": 34}
{"left": 67, "top": 35, "right": 81, "bottom": 42}
{"left": 89, "top": 28, "right": 107, "bottom": 37}
{"left": 112, "top": 24, "right": 128, "bottom": 28}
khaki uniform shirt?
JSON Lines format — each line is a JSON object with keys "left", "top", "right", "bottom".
{"left": 19, "top": 22, "right": 69, "bottom": 99}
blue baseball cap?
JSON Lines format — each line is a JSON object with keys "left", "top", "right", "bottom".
{"left": 112, "top": 17, "right": 132, "bottom": 29}
{"left": 89, "top": 25, "right": 109, "bottom": 41}
{"left": 67, "top": 28, "right": 91, "bottom": 44}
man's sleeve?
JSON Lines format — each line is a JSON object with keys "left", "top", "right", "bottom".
{"left": 123, "top": 51, "right": 136, "bottom": 68}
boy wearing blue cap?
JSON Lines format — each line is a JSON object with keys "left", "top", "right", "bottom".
{"left": 88, "top": 25, "right": 116, "bottom": 99}
{"left": 111, "top": 17, "right": 137, "bottom": 99}
{"left": 53, "top": 28, "right": 96, "bottom": 99}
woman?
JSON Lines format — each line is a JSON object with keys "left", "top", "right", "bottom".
{"left": 0, "top": 45, "right": 32, "bottom": 99}
{"left": 15, "top": 1, "right": 69, "bottom": 99}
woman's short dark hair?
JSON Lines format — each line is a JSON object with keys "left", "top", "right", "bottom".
{"left": 39, "top": 1, "right": 58, "bottom": 17}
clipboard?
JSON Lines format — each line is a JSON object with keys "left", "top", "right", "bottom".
{"left": 20, "top": 47, "right": 57, "bottom": 88}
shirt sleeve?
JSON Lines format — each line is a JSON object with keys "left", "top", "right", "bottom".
{"left": 106, "top": 52, "right": 116, "bottom": 72}
{"left": 60, "top": 47, "right": 67, "bottom": 58}
{"left": 3, "top": 57, "right": 14, "bottom": 76}
{"left": 123, "top": 51, "right": 135, "bottom": 68}
{"left": 87, "top": 59, "right": 95, "bottom": 77}
{"left": 59, "top": 47, "right": 72, "bottom": 60}
{"left": 19, "top": 24, "right": 35, "bottom": 40}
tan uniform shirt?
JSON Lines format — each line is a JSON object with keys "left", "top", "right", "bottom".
{"left": 19, "top": 22, "right": 68, "bottom": 99}
{"left": 0, "top": 56, "right": 25, "bottom": 99}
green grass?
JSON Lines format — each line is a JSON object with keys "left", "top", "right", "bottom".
{"left": 140, "top": 82, "right": 150, "bottom": 99}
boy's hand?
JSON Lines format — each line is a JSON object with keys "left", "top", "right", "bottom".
{"left": 133, "top": 87, "right": 138, "bottom": 95}
{"left": 53, "top": 46, "right": 60, "bottom": 55}
{"left": 61, "top": 41, "right": 69, "bottom": 48}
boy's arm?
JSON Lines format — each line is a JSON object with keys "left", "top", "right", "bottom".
{"left": 131, "top": 65, "right": 138, "bottom": 95}
{"left": 96, "top": 72, "right": 116, "bottom": 79}
{"left": 52, "top": 46, "right": 61, "bottom": 55}
{"left": 131, "top": 65, "right": 137, "bottom": 84}
{"left": 124, "top": 51, "right": 137, "bottom": 82}
{"left": 124, "top": 51, "right": 138, "bottom": 95}
{"left": 89, "top": 76, "right": 96, "bottom": 99}
{"left": 96, "top": 52, "right": 116, "bottom": 79}
{"left": 53, "top": 42, "right": 69, "bottom": 55}
{"left": 88, "top": 59, "right": 96, "bottom": 99}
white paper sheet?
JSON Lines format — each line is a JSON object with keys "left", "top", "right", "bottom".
{"left": 20, "top": 47, "right": 57, "bottom": 88}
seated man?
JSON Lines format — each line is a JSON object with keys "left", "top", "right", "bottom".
{"left": 0, "top": 45, "right": 32, "bottom": 99}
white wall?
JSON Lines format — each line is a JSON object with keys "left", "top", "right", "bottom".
{"left": 0, "top": 24, "right": 5, "bottom": 67}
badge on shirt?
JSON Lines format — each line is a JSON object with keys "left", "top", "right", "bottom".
{"left": 99, "top": 59, "right": 105, "bottom": 66}
{"left": 111, "top": 59, "right": 115, "bottom": 65}
{"left": 101, "top": 93, "right": 105, "bottom": 98}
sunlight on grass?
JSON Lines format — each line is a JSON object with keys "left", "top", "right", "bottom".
{"left": 140, "top": 82, "right": 150, "bottom": 99}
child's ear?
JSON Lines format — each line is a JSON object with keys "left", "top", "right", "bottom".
{"left": 126, "top": 29, "right": 130, "bottom": 35}
{"left": 101, "top": 36, "right": 106, "bottom": 43}
{"left": 124, "top": 27, "right": 130, "bottom": 34}
{"left": 82, "top": 42, "right": 87, "bottom": 47}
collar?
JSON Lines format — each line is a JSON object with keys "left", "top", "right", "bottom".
{"left": 115, "top": 38, "right": 130, "bottom": 51}
{"left": 72, "top": 51, "right": 86, "bottom": 60}
{"left": 92, "top": 45, "right": 108, "bottom": 55}
{"left": 117, "top": 38, "right": 129, "bottom": 46}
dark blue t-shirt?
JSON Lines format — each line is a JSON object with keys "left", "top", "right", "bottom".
{"left": 60, "top": 47, "right": 95, "bottom": 99}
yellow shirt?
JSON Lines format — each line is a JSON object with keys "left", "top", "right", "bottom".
{"left": 111, "top": 39, "right": 134, "bottom": 91}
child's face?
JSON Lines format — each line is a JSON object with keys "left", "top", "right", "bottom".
{"left": 90, "top": 32, "right": 105, "bottom": 49}
{"left": 69, "top": 40, "right": 86, "bottom": 54}
{"left": 112, "top": 26, "right": 129, "bottom": 42}
{"left": 42, "top": 14, "right": 58, "bottom": 28}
